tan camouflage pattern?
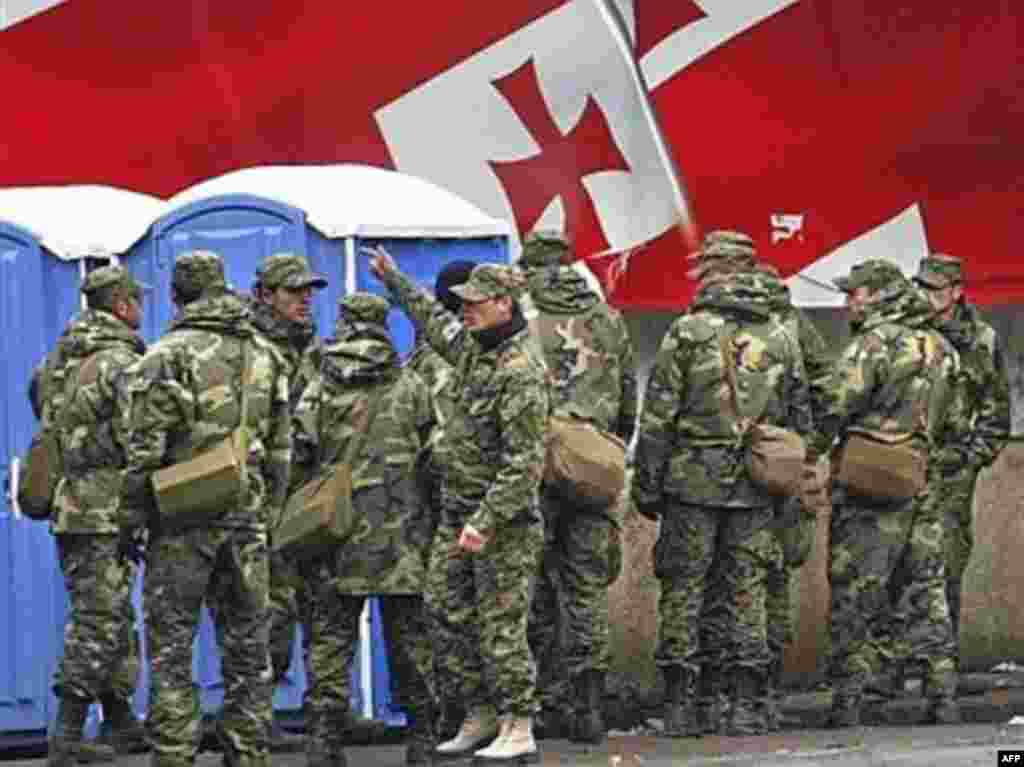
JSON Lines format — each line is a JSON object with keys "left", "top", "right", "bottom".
{"left": 255, "top": 252, "right": 327, "bottom": 290}
{"left": 449, "top": 263, "right": 528, "bottom": 304}
{"left": 171, "top": 249, "right": 226, "bottom": 297}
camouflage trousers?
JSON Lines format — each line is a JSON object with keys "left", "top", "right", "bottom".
{"left": 426, "top": 523, "right": 544, "bottom": 716}
{"left": 145, "top": 528, "right": 271, "bottom": 766}
{"left": 268, "top": 551, "right": 312, "bottom": 684}
{"left": 829, "top": 491, "right": 954, "bottom": 700}
{"left": 54, "top": 534, "right": 139, "bottom": 702}
{"left": 655, "top": 502, "right": 779, "bottom": 676}
{"left": 528, "top": 499, "right": 611, "bottom": 713}
{"left": 304, "top": 587, "right": 433, "bottom": 754}
{"left": 936, "top": 465, "right": 980, "bottom": 657}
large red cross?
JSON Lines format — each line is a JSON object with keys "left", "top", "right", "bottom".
{"left": 489, "top": 58, "right": 629, "bottom": 256}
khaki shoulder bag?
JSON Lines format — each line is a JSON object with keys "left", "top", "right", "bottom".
{"left": 719, "top": 331, "right": 806, "bottom": 498}
{"left": 835, "top": 428, "right": 927, "bottom": 503}
{"left": 274, "top": 389, "right": 386, "bottom": 558}
{"left": 151, "top": 341, "right": 252, "bottom": 530}
{"left": 525, "top": 315, "right": 627, "bottom": 509}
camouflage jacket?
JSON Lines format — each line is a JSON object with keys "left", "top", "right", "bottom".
{"left": 50, "top": 310, "right": 146, "bottom": 535}
{"left": 292, "top": 327, "right": 435, "bottom": 594}
{"left": 524, "top": 265, "right": 638, "bottom": 442}
{"left": 808, "top": 291, "right": 967, "bottom": 461}
{"left": 122, "top": 292, "right": 292, "bottom": 532}
{"left": 634, "top": 273, "right": 813, "bottom": 509}
{"left": 932, "top": 301, "right": 1010, "bottom": 472}
{"left": 249, "top": 296, "right": 323, "bottom": 411}
{"left": 405, "top": 335, "right": 458, "bottom": 470}
{"left": 383, "top": 270, "right": 549, "bottom": 538}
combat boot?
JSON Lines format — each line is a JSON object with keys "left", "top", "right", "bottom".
{"left": 826, "top": 693, "right": 862, "bottom": 729}
{"left": 924, "top": 670, "right": 961, "bottom": 725}
{"left": 48, "top": 696, "right": 115, "bottom": 767}
{"left": 305, "top": 738, "right": 347, "bottom": 767}
{"left": 662, "top": 666, "right": 698, "bottom": 738}
{"left": 269, "top": 719, "right": 306, "bottom": 753}
{"left": 473, "top": 716, "right": 539, "bottom": 763}
{"left": 695, "top": 668, "right": 726, "bottom": 735}
{"left": 436, "top": 701, "right": 466, "bottom": 743}
{"left": 532, "top": 706, "right": 567, "bottom": 740}
{"left": 434, "top": 704, "right": 498, "bottom": 758}
{"left": 761, "top": 659, "right": 784, "bottom": 733}
{"left": 97, "top": 694, "right": 148, "bottom": 754}
{"left": 569, "top": 670, "right": 606, "bottom": 744}
{"left": 726, "top": 668, "right": 766, "bottom": 736}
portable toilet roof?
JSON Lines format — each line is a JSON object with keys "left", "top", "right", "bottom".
{"left": 165, "top": 163, "right": 512, "bottom": 239}
{"left": 0, "top": 185, "right": 165, "bottom": 260}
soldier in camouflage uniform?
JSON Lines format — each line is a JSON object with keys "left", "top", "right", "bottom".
{"left": 519, "top": 231, "right": 637, "bottom": 743}
{"left": 914, "top": 254, "right": 1010, "bottom": 668}
{"left": 633, "top": 236, "right": 813, "bottom": 737}
{"left": 368, "top": 248, "right": 549, "bottom": 763}
{"left": 403, "top": 259, "right": 475, "bottom": 741}
{"left": 120, "top": 251, "right": 292, "bottom": 767}
{"left": 247, "top": 253, "right": 327, "bottom": 750}
{"left": 291, "top": 293, "right": 436, "bottom": 767}
{"left": 45, "top": 266, "right": 148, "bottom": 767}
{"left": 812, "top": 260, "right": 966, "bottom": 728}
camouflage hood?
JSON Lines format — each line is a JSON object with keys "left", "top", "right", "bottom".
{"left": 690, "top": 271, "right": 775, "bottom": 322}
{"left": 247, "top": 294, "right": 317, "bottom": 353}
{"left": 62, "top": 308, "right": 145, "bottom": 359}
{"left": 169, "top": 291, "right": 255, "bottom": 338}
{"left": 525, "top": 265, "right": 600, "bottom": 314}
{"left": 860, "top": 285, "right": 935, "bottom": 332}
{"left": 321, "top": 328, "right": 400, "bottom": 386}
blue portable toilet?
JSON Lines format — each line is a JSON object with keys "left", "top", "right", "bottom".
{"left": 139, "top": 164, "right": 512, "bottom": 725}
{"left": 0, "top": 185, "right": 165, "bottom": 742}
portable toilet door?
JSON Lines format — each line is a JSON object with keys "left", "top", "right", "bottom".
{"left": 126, "top": 194, "right": 345, "bottom": 344}
{"left": 0, "top": 222, "right": 84, "bottom": 736}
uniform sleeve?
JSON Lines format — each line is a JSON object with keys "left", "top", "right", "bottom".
{"left": 384, "top": 270, "right": 471, "bottom": 368}
{"left": 970, "top": 330, "right": 1011, "bottom": 468}
{"left": 262, "top": 355, "right": 293, "bottom": 528}
{"left": 632, "top": 322, "right": 689, "bottom": 507}
{"left": 784, "top": 329, "right": 815, "bottom": 438}
{"left": 289, "top": 379, "right": 323, "bottom": 492}
{"left": 120, "top": 348, "right": 191, "bottom": 527}
{"left": 807, "top": 334, "right": 885, "bottom": 458}
{"left": 616, "top": 315, "right": 639, "bottom": 444}
{"left": 796, "top": 308, "right": 831, "bottom": 425}
{"left": 465, "top": 367, "right": 548, "bottom": 538}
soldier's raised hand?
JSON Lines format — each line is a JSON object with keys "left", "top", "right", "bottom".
{"left": 363, "top": 245, "right": 398, "bottom": 281}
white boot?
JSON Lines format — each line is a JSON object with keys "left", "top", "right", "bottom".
{"left": 474, "top": 716, "right": 538, "bottom": 762}
{"left": 434, "top": 705, "right": 498, "bottom": 755}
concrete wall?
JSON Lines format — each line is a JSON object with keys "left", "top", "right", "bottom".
{"left": 608, "top": 306, "right": 1024, "bottom": 696}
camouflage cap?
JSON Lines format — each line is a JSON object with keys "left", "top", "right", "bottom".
{"left": 450, "top": 263, "right": 527, "bottom": 303}
{"left": 520, "top": 230, "right": 570, "bottom": 269}
{"left": 834, "top": 259, "right": 908, "bottom": 294}
{"left": 257, "top": 252, "right": 328, "bottom": 290}
{"left": 686, "top": 254, "right": 751, "bottom": 281}
{"left": 687, "top": 229, "right": 757, "bottom": 263}
{"left": 81, "top": 265, "right": 150, "bottom": 297}
{"left": 172, "top": 250, "right": 226, "bottom": 296}
{"left": 915, "top": 252, "right": 963, "bottom": 290}
{"left": 338, "top": 292, "right": 390, "bottom": 326}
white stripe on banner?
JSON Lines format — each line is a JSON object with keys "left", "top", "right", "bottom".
{"left": 0, "top": 0, "right": 68, "bottom": 32}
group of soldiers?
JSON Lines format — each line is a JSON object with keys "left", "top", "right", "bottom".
{"left": 634, "top": 232, "right": 1009, "bottom": 734}
{"left": 31, "top": 224, "right": 1009, "bottom": 767}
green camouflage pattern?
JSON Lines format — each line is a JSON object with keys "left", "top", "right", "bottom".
{"left": 49, "top": 309, "right": 145, "bottom": 534}
{"left": 171, "top": 249, "right": 226, "bottom": 296}
{"left": 53, "top": 534, "right": 139, "bottom": 703}
{"left": 524, "top": 264, "right": 638, "bottom": 441}
{"left": 144, "top": 527, "right": 271, "bottom": 765}
{"left": 426, "top": 523, "right": 544, "bottom": 716}
{"left": 291, "top": 318, "right": 435, "bottom": 595}
{"left": 382, "top": 269, "right": 548, "bottom": 537}
{"left": 255, "top": 252, "right": 327, "bottom": 290}
{"left": 654, "top": 501, "right": 780, "bottom": 674}
{"left": 633, "top": 271, "right": 813, "bottom": 509}
{"left": 382, "top": 268, "right": 548, "bottom": 717}
{"left": 814, "top": 282, "right": 966, "bottom": 702}
{"left": 304, "top": 593, "right": 433, "bottom": 756}
{"left": 80, "top": 264, "right": 148, "bottom": 299}
{"left": 449, "top": 263, "right": 528, "bottom": 304}
{"left": 519, "top": 229, "right": 569, "bottom": 269}
{"left": 122, "top": 292, "right": 293, "bottom": 532}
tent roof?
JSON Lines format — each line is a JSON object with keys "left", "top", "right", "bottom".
{"left": 0, "top": 185, "right": 164, "bottom": 260}
{"left": 166, "top": 164, "right": 512, "bottom": 239}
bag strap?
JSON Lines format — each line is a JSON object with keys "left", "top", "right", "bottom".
{"left": 237, "top": 341, "right": 252, "bottom": 487}
{"left": 717, "top": 329, "right": 748, "bottom": 432}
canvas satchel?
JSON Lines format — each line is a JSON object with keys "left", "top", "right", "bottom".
{"left": 524, "top": 314, "right": 626, "bottom": 509}
{"left": 274, "top": 389, "right": 386, "bottom": 558}
{"left": 151, "top": 341, "right": 252, "bottom": 530}
{"left": 836, "top": 428, "right": 927, "bottom": 503}
{"left": 719, "top": 332, "right": 806, "bottom": 497}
